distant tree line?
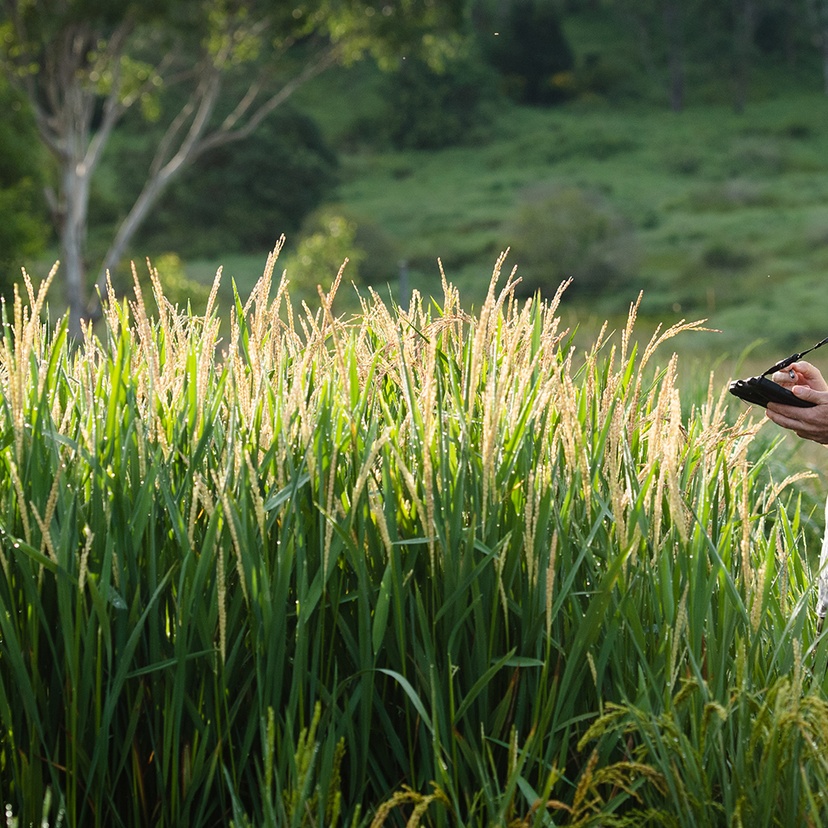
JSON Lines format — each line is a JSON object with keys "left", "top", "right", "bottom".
{"left": 564, "top": 0, "right": 828, "bottom": 111}
{"left": 2, "top": 0, "right": 828, "bottom": 321}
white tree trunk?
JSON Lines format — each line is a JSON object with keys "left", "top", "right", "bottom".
{"left": 61, "top": 161, "right": 93, "bottom": 337}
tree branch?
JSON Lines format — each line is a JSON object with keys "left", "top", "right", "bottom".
{"left": 89, "top": 41, "right": 340, "bottom": 313}
{"left": 148, "top": 58, "right": 222, "bottom": 178}
{"left": 195, "top": 43, "right": 340, "bottom": 156}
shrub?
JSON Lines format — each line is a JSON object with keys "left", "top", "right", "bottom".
{"left": 377, "top": 53, "right": 499, "bottom": 150}
{"left": 571, "top": 50, "right": 642, "bottom": 102}
{"left": 282, "top": 207, "right": 402, "bottom": 297}
{"left": 281, "top": 209, "right": 365, "bottom": 301}
{"left": 702, "top": 243, "right": 753, "bottom": 270}
{"left": 506, "top": 183, "right": 639, "bottom": 298}
{"left": 663, "top": 147, "right": 704, "bottom": 175}
{"left": 150, "top": 252, "right": 212, "bottom": 311}
{"left": 476, "top": 0, "right": 575, "bottom": 105}
{"left": 120, "top": 106, "right": 339, "bottom": 258}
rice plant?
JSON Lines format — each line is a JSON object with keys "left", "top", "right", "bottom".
{"left": 0, "top": 247, "right": 825, "bottom": 827}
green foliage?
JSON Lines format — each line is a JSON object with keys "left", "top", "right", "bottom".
{"left": 376, "top": 53, "right": 499, "bottom": 150}
{"left": 475, "top": 0, "right": 575, "bottom": 105}
{"left": 313, "top": 0, "right": 466, "bottom": 67}
{"left": 282, "top": 209, "right": 365, "bottom": 293}
{"left": 129, "top": 107, "right": 339, "bottom": 258}
{"left": 0, "top": 257, "right": 826, "bottom": 826}
{"left": 507, "top": 183, "right": 639, "bottom": 298}
{"left": 0, "top": 81, "right": 48, "bottom": 299}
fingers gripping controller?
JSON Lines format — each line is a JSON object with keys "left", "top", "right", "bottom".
{"left": 729, "top": 335, "right": 828, "bottom": 409}
{"left": 728, "top": 376, "right": 815, "bottom": 408}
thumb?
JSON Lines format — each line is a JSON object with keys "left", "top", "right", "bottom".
{"left": 792, "top": 385, "right": 828, "bottom": 403}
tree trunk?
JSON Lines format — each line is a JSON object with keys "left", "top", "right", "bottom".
{"left": 23, "top": 21, "right": 126, "bottom": 336}
{"left": 61, "top": 162, "right": 92, "bottom": 338}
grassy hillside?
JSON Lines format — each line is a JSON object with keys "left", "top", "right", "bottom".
{"left": 330, "top": 93, "right": 828, "bottom": 340}
{"left": 273, "top": 15, "right": 819, "bottom": 343}
{"left": 88, "top": 9, "right": 824, "bottom": 382}
{"left": 181, "top": 79, "right": 828, "bottom": 373}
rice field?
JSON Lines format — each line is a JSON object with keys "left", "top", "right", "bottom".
{"left": 1, "top": 247, "right": 827, "bottom": 826}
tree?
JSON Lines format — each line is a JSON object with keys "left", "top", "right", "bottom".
{"left": 0, "top": 0, "right": 464, "bottom": 334}
{"left": 805, "top": 0, "right": 828, "bottom": 93}
{"left": 127, "top": 105, "right": 340, "bottom": 256}
{"left": 474, "top": 0, "right": 575, "bottom": 105}
{"left": 0, "top": 77, "right": 47, "bottom": 301}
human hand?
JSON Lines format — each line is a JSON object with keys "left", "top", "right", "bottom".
{"left": 769, "top": 360, "right": 828, "bottom": 393}
{"left": 766, "top": 361, "right": 828, "bottom": 443}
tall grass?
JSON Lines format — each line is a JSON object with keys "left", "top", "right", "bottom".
{"left": 0, "top": 249, "right": 826, "bottom": 826}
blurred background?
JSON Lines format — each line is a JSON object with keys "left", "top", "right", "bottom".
{"left": 3, "top": 0, "right": 828, "bottom": 362}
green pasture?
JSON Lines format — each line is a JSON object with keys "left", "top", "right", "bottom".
{"left": 2, "top": 256, "right": 828, "bottom": 826}
{"left": 170, "top": 81, "right": 828, "bottom": 369}
{"left": 334, "top": 94, "right": 828, "bottom": 333}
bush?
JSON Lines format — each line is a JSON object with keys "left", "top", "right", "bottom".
{"left": 374, "top": 53, "right": 499, "bottom": 150}
{"left": 476, "top": 0, "right": 575, "bottom": 105}
{"left": 281, "top": 209, "right": 365, "bottom": 302}
{"left": 282, "top": 207, "right": 401, "bottom": 298}
{"left": 506, "top": 184, "right": 639, "bottom": 298}
{"left": 150, "top": 253, "right": 212, "bottom": 311}
{"left": 702, "top": 243, "right": 752, "bottom": 270}
{"left": 0, "top": 82, "right": 48, "bottom": 300}
{"left": 121, "top": 106, "right": 339, "bottom": 258}
{"left": 572, "top": 51, "right": 639, "bottom": 101}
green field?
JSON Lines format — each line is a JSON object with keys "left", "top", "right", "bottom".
{"left": 2, "top": 265, "right": 828, "bottom": 825}
{"left": 171, "top": 81, "right": 828, "bottom": 374}
{"left": 338, "top": 98, "right": 828, "bottom": 328}
{"left": 9, "top": 15, "right": 828, "bottom": 824}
